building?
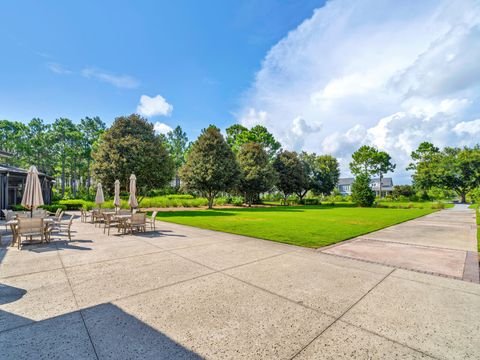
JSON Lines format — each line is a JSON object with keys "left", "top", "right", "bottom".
{"left": 337, "top": 177, "right": 394, "bottom": 197}
{"left": 0, "top": 150, "right": 54, "bottom": 210}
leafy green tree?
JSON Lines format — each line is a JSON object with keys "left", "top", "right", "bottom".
{"left": 79, "top": 116, "right": 106, "bottom": 190}
{"left": 312, "top": 155, "right": 340, "bottom": 196}
{"left": 180, "top": 126, "right": 240, "bottom": 208}
{"left": 92, "top": 114, "right": 174, "bottom": 198}
{"left": 0, "top": 120, "right": 29, "bottom": 166}
{"left": 226, "top": 124, "right": 281, "bottom": 160}
{"left": 373, "top": 151, "right": 396, "bottom": 197}
{"left": 166, "top": 126, "right": 189, "bottom": 187}
{"left": 350, "top": 145, "right": 395, "bottom": 197}
{"left": 409, "top": 143, "right": 480, "bottom": 203}
{"left": 237, "top": 142, "right": 276, "bottom": 206}
{"left": 297, "top": 152, "right": 340, "bottom": 199}
{"left": 273, "top": 150, "right": 307, "bottom": 204}
{"left": 297, "top": 152, "right": 317, "bottom": 200}
{"left": 349, "top": 145, "right": 379, "bottom": 175}
{"left": 439, "top": 146, "right": 480, "bottom": 203}
{"left": 24, "top": 118, "right": 56, "bottom": 175}
{"left": 52, "top": 118, "right": 79, "bottom": 197}
{"left": 392, "top": 185, "right": 415, "bottom": 199}
{"left": 351, "top": 173, "right": 375, "bottom": 207}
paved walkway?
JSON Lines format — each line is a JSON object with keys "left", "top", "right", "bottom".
{"left": 322, "top": 205, "right": 479, "bottom": 282}
{"left": 1, "top": 213, "right": 479, "bottom": 359}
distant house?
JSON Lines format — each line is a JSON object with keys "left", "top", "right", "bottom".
{"left": 0, "top": 150, "right": 54, "bottom": 210}
{"left": 337, "top": 177, "right": 394, "bottom": 197}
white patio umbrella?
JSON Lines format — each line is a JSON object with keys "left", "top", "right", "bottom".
{"left": 21, "top": 165, "right": 44, "bottom": 216}
{"left": 128, "top": 174, "right": 138, "bottom": 209}
{"left": 95, "top": 183, "right": 105, "bottom": 207}
{"left": 114, "top": 180, "right": 121, "bottom": 209}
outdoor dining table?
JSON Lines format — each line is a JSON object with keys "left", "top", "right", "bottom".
{"left": 6, "top": 217, "right": 54, "bottom": 247}
{"left": 113, "top": 214, "right": 132, "bottom": 234}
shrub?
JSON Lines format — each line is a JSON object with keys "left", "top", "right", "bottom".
{"left": 10, "top": 204, "right": 27, "bottom": 211}
{"left": 40, "top": 204, "right": 67, "bottom": 212}
{"left": 58, "top": 199, "right": 86, "bottom": 210}
{"left": 351, "top": 174, "right": 375, "bottom": 207}
{"left": 431, "top": 202, "right": 445, "bottom": 209}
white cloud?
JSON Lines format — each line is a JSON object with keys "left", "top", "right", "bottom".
{"left": 136, "top": 94, "right": 173, "bottom": 117}
{"left": 82, "top": 67, "right": 139, "bottom": 88}
{"left": 153, "top": 122, "right": 173, "bottom": 135}
{"left": 453, "top": 118, "right": 480, "bottom": 135}
{"left": 47, "top": 62, "right": 72, "bottom": 75}
{"left": 238, "top": 0, "right": 480, "bottom": 181}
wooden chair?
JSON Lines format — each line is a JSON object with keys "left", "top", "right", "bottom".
{"left": 80, "top": 209, "right": 92, "bottom": 223}
{"left": 125, "top": 213, "right": 146, "bottom": 234}
{"left": 103, "top": 213, "right": 120, "bottom": 235}
{"left": 48, "top": 215, "right": 74, "bottom": 241}
{"left": 16, "top": 218, "right": 44, "bottom": 249}
{"left": 145, "top": 211, "right": 158, "bottom": 230}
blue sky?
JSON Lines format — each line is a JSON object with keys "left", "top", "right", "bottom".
{"left": 2, "top": 0, "right": 480, "bottom": 182}
{"left": 0, "top": 0, "right": 323, "bottom": 139}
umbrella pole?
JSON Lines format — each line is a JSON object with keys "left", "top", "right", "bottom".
{"left": 30, "top": 189, "right": 33, "bottom": 218}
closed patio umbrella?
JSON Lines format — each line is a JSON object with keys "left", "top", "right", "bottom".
{"left": 21, "top": 165, "right": 44, "bottom": 216}
{"left": 95, "top": 183, "right": 105, "bottom": 207}
{"left": 114, "top": 180, "right": 121, "bottom": 209}
{"left": 128, "top": 174, "right": 138, "bottom": 209}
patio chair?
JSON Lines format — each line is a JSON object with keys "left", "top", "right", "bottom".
{"left": 16, "top": 217, "right": 44, "bottom": 249}
{"left": 47, "top": 215, "right": 74, "bottom": 242}
{"left": 80, "top": 209, "right": 92, "bottom": 223}
{"left": 52, "top": 210, "right": 65, "bottom": 225}
{"left": 145, "top": 211, "right": 158, "bottom": 230}
{"left": 103, "top": 213, "right": 120, "bottom": 235}
{"left": 125, "top": 213, "right": 146, "bottom": 234}
{"left": 2, "top": 210, "right": 15, "bottom": 230}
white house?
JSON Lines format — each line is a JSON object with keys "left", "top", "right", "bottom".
{"left": 337, "top": 177, "right": 394, "bottom": 197}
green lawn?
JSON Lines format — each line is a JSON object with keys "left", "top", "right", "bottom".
{"left": 156, "top": 205, "right": 436, "bottom": 248}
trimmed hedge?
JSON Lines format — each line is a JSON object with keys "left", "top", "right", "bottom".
{"left": 58, "top": 199, "right": 87, "bottom": 210}
{"left": 40, "top": 204, "right": 67, "bottom": 212}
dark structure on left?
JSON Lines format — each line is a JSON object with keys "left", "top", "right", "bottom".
{"left": 0, "top": 150, "right": 54, "bottom": 210}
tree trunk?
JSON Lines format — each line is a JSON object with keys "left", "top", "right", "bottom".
{"left": 61, "top": 153, "right": 65, "bottom": 197}
{"left": 461, "top": 192, "right": 466, "bottom": 203}
{"left": 207, "top": 192, "right": 214, "bottom": 209}
{"left": 379, "top": 172, "right": 383, "bottom": 199}
{"left": 86, "top": 158, "right": 91, "bottom": 190}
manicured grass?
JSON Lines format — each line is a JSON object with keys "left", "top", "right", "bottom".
{"left": 156, "top": 205, "right": 436, "bottom": 248}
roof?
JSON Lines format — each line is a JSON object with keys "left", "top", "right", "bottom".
{"left": 0, "top": 164, "right": 52, "bottom": 178}
{"left": 0, "top": 150, "right": 12, "bottom": 158}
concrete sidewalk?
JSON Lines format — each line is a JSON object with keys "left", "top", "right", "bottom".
{"left": 1, "top": 214, "right": 479, "bottom": 359}
{"left": 323, "top": 205, "right": 479, "bottom": 282}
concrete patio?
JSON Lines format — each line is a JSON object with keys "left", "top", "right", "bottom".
{"left": 1, "top": 211, "right": 479, "bottom": 359}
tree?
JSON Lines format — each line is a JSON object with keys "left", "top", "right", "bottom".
{"left": 373, "top": 151, "right": 396, "bottom": 197}
{"left": 297, "top": 152, "right": 340, "bottom": 199}
{"left": 392, "top": 185, "right": 415, "bottom": 199}
{"left": 92, "top": 114, "right": 174, "bottom": 198}
{"left": 439, "top": 146, "right": 480, "bottom": 203}
{"left": 408, "top": 142, "right": 442, "bottom": 192}
{"left": 350, "top": 145, "right": 395, "bottom": 198}
{"left": 237, "top": 142, "right": 276, "bottom": 206}
{"left": 409, "top": 143, "right": 480, "bottom": 203}
{"left": 312, "top": 155, "right": 340, "bottom": 196}
{"left": 52, "top": 118, "right": 79, "bottom": 197}
{"left": 351, "top": 173, "right": 375, "bottom": 207}
{"left": 226, "top": 124, "right": 281, "bottom": 160}
{"left": 166, "top": 126, "right": 189, "bottom": 188}
{"left": 273, "top": 150, "right": 307, "bottom": 204}
{"left": 79, "top": 116, "right": 106, "bottom": 190}
{"left": 180, "top": 126, "right": 240, "bottom": 208}
{"left": 349, "top": 145, "right": 379, "bottom": 175}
